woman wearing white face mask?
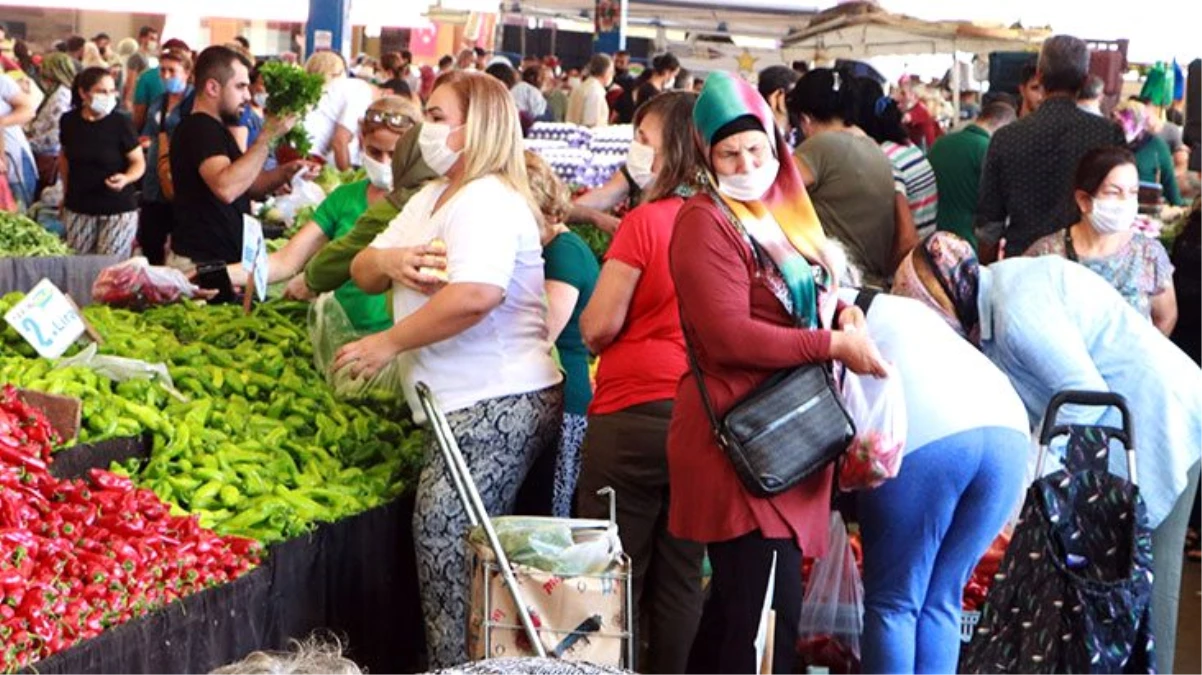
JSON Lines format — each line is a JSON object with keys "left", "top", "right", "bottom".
{"left": 58, "top": 66, "right": 144, "bottom": 256}
{"left": 227, "top": 96, "right": 417, "bottom": 333}
{"left": 671, "top": 72, "right": 887, "bottom": 674}
{"left": 1026, "top": 146, "right": 1178, "bottom": 336}
{"left": 574, "top": 90, "right": 707, "bottom": 675}
{"left": 339, "top": 71, "right": 564, "bottom": 669}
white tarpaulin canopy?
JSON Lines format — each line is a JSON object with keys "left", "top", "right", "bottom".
{"left": 781, "top": 1, "right": 1049, "bottom": 61}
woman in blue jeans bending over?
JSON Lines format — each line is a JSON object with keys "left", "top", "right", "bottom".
{"left": 841, "top": 272, "right": 1029, "bottom": 674}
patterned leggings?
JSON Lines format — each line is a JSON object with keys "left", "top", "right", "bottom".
{"left": 414, "top": 385, "right": 564, "bottom": 670}
{"left": 552, "top": 413, "right": 588, "bottom": 518}
{"left": 63, "top": 208, "right": 139, "bottom": 257}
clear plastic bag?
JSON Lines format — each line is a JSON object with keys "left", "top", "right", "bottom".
{"left": 272, "top": 172, "right": 327, "bottom": 226}
{"left": 91, "top": 257, "right": 204, "bottom": 308}
{"left": 54, "top": 343, "right": 186, "bottom": 400}
{"left": 468, "top": 516, "right": 623, "bottom": 576}
{"left": 797, "top": 513, "right": 864, "bottom": 673}
{"left": 838, "top": 364, "right": 907, "bottom": 491}
{"left": 308, "top": 292, "right": 404, "bottom": 400}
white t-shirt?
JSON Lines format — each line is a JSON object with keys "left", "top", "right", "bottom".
{"left": 566, "top": 77, "right": 609, "bottom": 128}
{"left": 370, "top": 174, "right": 563, "bottom": 419}
{"left": 303, "top": 77, "right": 375, "bottom": 164}
{"left": 839, "top": 289, "right": 1030, "bottom": 453}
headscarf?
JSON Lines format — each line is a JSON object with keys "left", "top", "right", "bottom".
{"left": 41, "top": 53, "right": 76, "bottom": 92}
{"left": 892, "top": 232, "right": 981, "bottom": 339}
{"left": 1113, "top": 100, "right": 1148, "bottom": 146}
{"left": 386, "top": 121, "right": 439, "bottom": 210}
{"left": 693, "top": 70, "right": 835, "bottom": 328}
{"left": 419, "top": 65, "right": 436, "bottom": 100}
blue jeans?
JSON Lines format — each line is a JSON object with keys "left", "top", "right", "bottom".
{"left": 858, "top": 427, "right": 1027, "bottom": 674}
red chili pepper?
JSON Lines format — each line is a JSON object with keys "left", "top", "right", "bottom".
{"left": 88, "top": 469, "right": 133, "bottom": 493}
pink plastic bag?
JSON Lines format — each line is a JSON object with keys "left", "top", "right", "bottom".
{"left": 838, "top": 364, "right": 906, "bottom": 491}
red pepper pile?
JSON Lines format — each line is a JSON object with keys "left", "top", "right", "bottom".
{"left": 0, "top": 385, "right": 261, "bottom": 670}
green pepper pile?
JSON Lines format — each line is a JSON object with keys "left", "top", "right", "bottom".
{"left": 0, "top": 213, "right": 72, "bottom": 257}
{"left": 259, "top": 61, "right": 326, "bottom": 158}
{"left": 0, "top": 297, "right": 426, "bottom": 544}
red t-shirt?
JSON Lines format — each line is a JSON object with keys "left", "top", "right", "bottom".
{"left": 589, "top": 197, "right": 688, "bottom": 416}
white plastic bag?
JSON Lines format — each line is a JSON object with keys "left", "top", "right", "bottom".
{"left": 468, "top": 516, "right": 623, "bottom": 576}
{"left": 91, "top": 257, "right": 205, "bottom": 308}
{"left": 54, "top": 343, "right": 186, "bottom": 400}
{"left": 272, "top": 172, "right": 327, "bottom": 226}
{"left": 797, "top": 513, "right": 864, "bottom": 669}
{"left": 308, "top": 292, "right": 404, "bottom": 400}
{"left": 838, "top": 363, "right": 907, "bottom": 491}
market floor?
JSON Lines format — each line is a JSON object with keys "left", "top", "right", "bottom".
{"left": 1178, "top": 557, "right": 1200, "bottom": 674}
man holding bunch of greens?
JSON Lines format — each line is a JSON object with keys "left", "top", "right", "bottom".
{"left": 169, "top": 46, "right": 314, "bottom": 272}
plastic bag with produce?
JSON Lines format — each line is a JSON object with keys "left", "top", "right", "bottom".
{"left": 91, "top": 256, "right": 210, "bottom": 309}
{"left": 308, "top": 292, "right": 404, "bottom": 400}
{"left": 796, "top": 513, "right": 864, "bottom": 674}
{"left": 838, "top": 363, "right": 906, "bottom": 491}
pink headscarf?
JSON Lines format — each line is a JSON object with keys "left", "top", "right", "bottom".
{"left": 419, "top": 65, "right": 436, "bottom": 100}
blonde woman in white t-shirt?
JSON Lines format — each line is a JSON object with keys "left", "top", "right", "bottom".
{"left": 337, "top": 70, "right": 564, "bottom": 669}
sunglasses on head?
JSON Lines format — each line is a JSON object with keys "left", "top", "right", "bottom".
{"left": 364, "top": 110, "right": 414, "bottom": 130}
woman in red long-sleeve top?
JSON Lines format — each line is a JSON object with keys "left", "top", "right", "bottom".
{"left": 671, "top": 72, "right": 888, "bottom": 675}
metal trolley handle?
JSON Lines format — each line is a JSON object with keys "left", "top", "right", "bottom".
{"left": 416, "top": 381, "right": 547, "bottom": 658}
{"left": 1035, "top": 390, "right": 1137, "bottom": 485}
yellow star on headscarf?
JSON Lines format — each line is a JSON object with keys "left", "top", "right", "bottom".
{"left": 736, "top": 49, "right": 759, "bottom": 75}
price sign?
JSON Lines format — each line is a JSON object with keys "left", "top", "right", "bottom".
{"left": 242, "top": 214, "right": 268, "bottom": 302}
{"left": 3, "top": 279, "right": 86, "bottom": 358}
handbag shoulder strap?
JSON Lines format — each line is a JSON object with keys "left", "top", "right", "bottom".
{"left": 678, "top": 308, "right": 725, "bottom": 439}
{"left": 854, "top": 288, "right": 880, "bottom": 314}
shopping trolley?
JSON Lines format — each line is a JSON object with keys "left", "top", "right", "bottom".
{"left": 960, "top": 391, "right": 1155, "bottom": 674}
{"left": 416, "top": 382, "right": 635, "bottom": 669}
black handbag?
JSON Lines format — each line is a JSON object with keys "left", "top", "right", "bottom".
{"left": 679, "top": 195, "right": 855, "bottom": 498}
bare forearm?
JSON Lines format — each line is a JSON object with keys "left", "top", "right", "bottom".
{"left": 350, "top": 247, "right": 394, "bottom": 294}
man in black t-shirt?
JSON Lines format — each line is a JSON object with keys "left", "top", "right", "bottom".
{"left": 169, "top": 45, "right": 308, "bottom": 266}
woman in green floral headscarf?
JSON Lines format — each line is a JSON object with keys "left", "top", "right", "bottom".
{"left": 28, "top": 53, "right": 77, "bottom": 188}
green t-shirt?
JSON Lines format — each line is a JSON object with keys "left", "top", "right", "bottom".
{"left": 544, "top": 231, "right": 600, "bottom": 415}
{"left": 134, "top": 67, "right": 164, "bottom": 108}
{"left": 927, "top": 124, "right": 991, "bottom": 247}
{"left": 312, "top": 181, "right": 392, "bottom": 333}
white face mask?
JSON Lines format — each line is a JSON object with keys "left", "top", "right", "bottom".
{"left": 418, "top": 122, "right": 463, "bottom": 176}
{"left": 717, "top": 156, "right": 780, "bottom": 202}
{"left": 625, "top": 141, "right": 656, "bottom": 189}
{"left": 567, "top": 77, "right": 582, "bottom": 89}
{"left": 362, "top": 153, "right": 393, "bottom": 190}
{"left": 89, "top": 93, "right": 117, "bottom": 117}
{"left": 252, "top": 92, "right": 269, "bottom": 108}
{"left": 1088, "top": 197, "right": 1139, "bottom": 235}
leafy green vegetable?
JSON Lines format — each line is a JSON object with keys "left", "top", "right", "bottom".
{"left": 259, "top": 61, "right": 325, "bottom": 157}
{"left": 568, "top": 223, "right": 612, "bottom": 262}
{"left": 0, "top": 212, "right": 72, "bottom": 257}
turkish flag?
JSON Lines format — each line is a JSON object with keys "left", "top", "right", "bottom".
{"left": 410, "top": 25, "right": 439, "bottom": 58}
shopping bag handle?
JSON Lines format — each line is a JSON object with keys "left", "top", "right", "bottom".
{"left": 1038, "top": 390, "right": 1134, "bottom": 449}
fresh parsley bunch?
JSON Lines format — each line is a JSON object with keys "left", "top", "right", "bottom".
{"left": 259, "top": 61, "right": 325, "bottom": 157}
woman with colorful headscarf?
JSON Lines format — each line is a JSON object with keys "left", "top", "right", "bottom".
{"left": 893, "top": 231, "right": 1202, "bottom": 673}
{"left": 28, "top": 53, "right": 76, "bottom": 191}
{"left": 669, "top": 71, "right": 887, "bottom": 674}
{"left": 1113, "top": 99, "right": 1184, "bottom": 206}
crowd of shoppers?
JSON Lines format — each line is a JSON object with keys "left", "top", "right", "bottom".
{"left": 0, "top": 21, "right": 1198, "bottom": 675}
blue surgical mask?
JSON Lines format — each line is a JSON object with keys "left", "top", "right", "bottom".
{"left": 164, "top": 76, "right": 186, "bottom": 95}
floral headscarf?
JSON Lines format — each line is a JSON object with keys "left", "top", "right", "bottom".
{"left": 893, "top": 232, "right": 981, "bottom": 339}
